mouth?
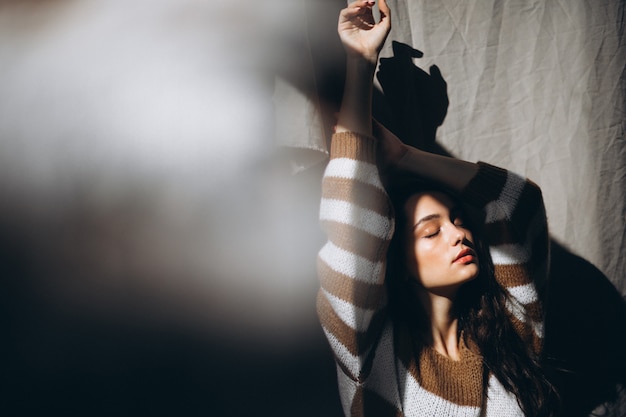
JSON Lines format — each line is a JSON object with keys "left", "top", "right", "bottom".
{"left": 454, "top": 248, "right": 476, "bottom": 264}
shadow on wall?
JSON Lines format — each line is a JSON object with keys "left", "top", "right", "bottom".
{"left": 373, "top": 41, "right": 626, "bottom": 417}
{"left": 544, "top": 241, "right": 626, "bottom": 417}
{"left": 375, "top": 40, "right": 450, "bottom": 156}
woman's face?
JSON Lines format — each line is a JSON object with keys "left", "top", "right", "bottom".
{"left": 403, "top": 191, "right": 479, "bottom": 295}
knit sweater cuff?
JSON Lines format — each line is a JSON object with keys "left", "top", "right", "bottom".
{"left": 461, "top": 161, "right": 508, "bottom": 209}
{"left": 330, "top": 131, "right": 378, "bottom": 164}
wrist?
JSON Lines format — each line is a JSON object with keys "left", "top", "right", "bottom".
{"left": 335, "top": 56, "right": 376, "bottom": 136}
{"left": 345, "top": 55, "right": 377, "bottom": 76}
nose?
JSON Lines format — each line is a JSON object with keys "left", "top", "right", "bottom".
{"left": 449, "top": 223, "right": 466, "bottom": 245}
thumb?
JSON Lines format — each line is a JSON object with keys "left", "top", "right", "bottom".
{"left": 378, "top": 0, "right": 391, "bottom": 22}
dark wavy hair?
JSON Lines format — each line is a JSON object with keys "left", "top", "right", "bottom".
{"left": 385, "top": 179, "right": 559, "bottom": 417}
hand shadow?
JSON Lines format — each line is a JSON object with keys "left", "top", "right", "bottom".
{"left": 374, "top": 41, "right": 450, "bottom": 156}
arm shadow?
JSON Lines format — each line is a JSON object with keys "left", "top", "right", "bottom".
{"left": 544, "top": 241, "right": 626, "bottom": 416}
{"left": 374, "top": 41, "right": 626, "bottom": 416}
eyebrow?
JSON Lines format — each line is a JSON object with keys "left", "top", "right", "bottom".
{"left": 412, "top": 213, "right": 441, "bottom": 230}
{"left": 411, "top": 205, "right": 464, "bottom": 231}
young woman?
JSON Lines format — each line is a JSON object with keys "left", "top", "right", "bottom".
{"left": 317, "top": 1, "right": 557, "bottom": 415}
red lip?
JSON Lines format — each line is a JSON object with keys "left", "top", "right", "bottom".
{"left": 454, "top": 248, "right": 476, "bottom": 263}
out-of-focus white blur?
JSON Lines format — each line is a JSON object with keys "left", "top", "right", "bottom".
{"left": 0, "top": 0, "right": 326, "bottom": 345}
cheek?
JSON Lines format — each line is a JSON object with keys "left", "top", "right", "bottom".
{"left": 415, "top": 238, "right": 437, "bottom": 257}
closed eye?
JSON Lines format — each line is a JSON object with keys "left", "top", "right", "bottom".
{"left": 451, "top": 210, "right": 467, "bottom": 228}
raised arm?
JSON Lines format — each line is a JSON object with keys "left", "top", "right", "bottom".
{"left": 317, "top": 1, "right": 394, "bottom": 384}
{"left": 335, "top": 0, "right": 477, "bottom": 195}
{"left": 373, "top": 117, "right": 479, "bottom": 193}
{"left": 334, "top": 0, "right": 478, "bottom": 194}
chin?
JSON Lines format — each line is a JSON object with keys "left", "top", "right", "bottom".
{"left": 458, "top": 268, "right": 480, "bottom": 286}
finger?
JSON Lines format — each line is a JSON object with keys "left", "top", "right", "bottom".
{"left": 341, "top": 1, "right": 374, "bottom": 18}
{"left": 339, "top": 4, "right": 375, "bottom": 29}
{"left": 378, "top": 0, "right": 391, "bottom": 26}
{"left": 339, "top": 15, "right": 374, "bottom": 32}
{"left": 378, "top": 0, "right": 389, "bottom": 14}
{"left": 350, "top": 0, "right": 375, "bottom": 9}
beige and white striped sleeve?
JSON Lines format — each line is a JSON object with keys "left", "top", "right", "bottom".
{"left": 316, "top": 132, "right": 395, "bottom": 382}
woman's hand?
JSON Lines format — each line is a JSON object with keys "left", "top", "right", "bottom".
{"left": 334, "top": 1, "right": 390, "bottom": 135}
{"left": 338, "top": 0, "right": 391, "bottom": 65}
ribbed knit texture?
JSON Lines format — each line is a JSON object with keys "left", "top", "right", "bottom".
{"left": 317, "top": 132, "right": 549, "bottom": 416}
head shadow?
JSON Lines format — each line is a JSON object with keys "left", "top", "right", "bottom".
{"left": 374, "top": 41, "right": 450, "bottom": 156}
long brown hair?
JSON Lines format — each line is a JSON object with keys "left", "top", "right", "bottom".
{"left": 385, "top": 180, "right": 558, "bottom": 416}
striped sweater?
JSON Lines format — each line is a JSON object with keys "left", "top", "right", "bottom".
{"left": 317, "top": 132, "right": 549, "bottom": 416}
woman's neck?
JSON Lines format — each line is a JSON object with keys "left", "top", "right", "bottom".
{"left": 416, "top": 287, "right": 461, "bottom": 360}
